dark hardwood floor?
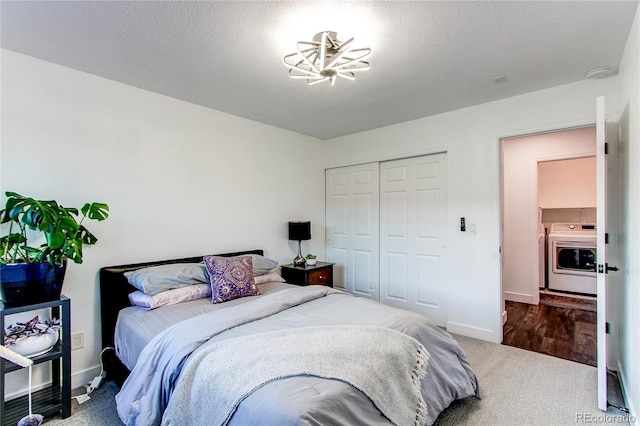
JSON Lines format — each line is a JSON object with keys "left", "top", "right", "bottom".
{"left": 502, "top": 295, "right": 597, "bottom": 366}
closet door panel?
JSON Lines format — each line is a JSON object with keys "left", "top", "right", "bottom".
{"left": 353, "top": 249, "right": 374, "bottom": 295}
{"left": 329, "top": 247, "right": 348, "bottom": 289}
{"left": 384, "top": 252, "right": 408, "bottom": 301}
{"left": 354, "top": 193, "right": 373, "bottom": 236}
{"left": 384, "top": 191, "right": 407, "bottom": 238}
{"left": 326, "top": 163, "right": 379, "bottom": 300}
{"left": 417, "top": 189, "right": 439, "bottom": 238}
{"left": 416, "top": 254, "right": 441, "bottom": 307}
{"left": 380, "top": 153, "right": 448, "bottom": 326}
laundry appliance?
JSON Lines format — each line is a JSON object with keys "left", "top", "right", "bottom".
{"left": 547, "top": 223, "right": 596, "bottom": 295}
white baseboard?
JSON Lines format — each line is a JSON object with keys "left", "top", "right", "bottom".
{"left": 71, "top": 364, "right": 102, "bottom": 390}
{"left": 5, "top": 380, "right": 56, "bottom": 401}
{"left": 617, "top": 361, "right": 636, "bottom": 419}
{"left": 504, "top": 291, "right": 535, "bottom": 304}
{"left": 4, "top": 364, "right": 101, "bottom": 401}
{"left": 446, "top": 321, "right": 499, "bottom": 343}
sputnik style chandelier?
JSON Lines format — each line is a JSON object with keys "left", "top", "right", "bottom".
{"left": 283, "top": 31, "right": 371, "bottom": 86}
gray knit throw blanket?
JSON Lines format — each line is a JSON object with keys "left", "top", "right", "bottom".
{"left": 162, "top": 325, "right": 430, "bottom": 426}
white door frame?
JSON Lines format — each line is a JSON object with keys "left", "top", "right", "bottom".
{"left": 500, "top": 127, "right": 597, "bottom": 303}
{"left": 496, "top": 119, "right": 597, "bottom": 343}
{"left": 595, "top": 95, "right": 619, "bottom": 411}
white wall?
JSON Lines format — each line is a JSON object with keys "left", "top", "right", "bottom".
{"left": 538, "top": 156, "right": 596, "bottom": 208}
{"left": 615, "top": 5, "right": 640, "bottom": 417}
{"left": 0, "top": 50, "right": 325, "bottom": 396}
{"left": 502, "top": 127, "right": 595, "bottom": 304}
{"left": 325, "top": 77, "right": 619, "bottom": 343}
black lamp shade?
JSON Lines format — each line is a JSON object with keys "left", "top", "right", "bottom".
{"left": 289, "top": 221, "right": 311, "bottom": 241}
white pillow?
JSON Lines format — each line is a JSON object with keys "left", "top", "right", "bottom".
{"left": 128, "top": 284, "right": 212, "bottom": 310}
{"left": 249, "top": 254, "right": 279, "bottom": 276}
{"left": 124, "top": 263, "right": 209, "bottom": 295}
{"left": 254, "top": 271, "right": 286, "bottom": 285}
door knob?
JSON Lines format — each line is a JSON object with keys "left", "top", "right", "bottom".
{"left": 606, "top": 264, "right": 620, "bottom": 272}
{"left": 598, "top": 264, "right": 620, "bottom": 273}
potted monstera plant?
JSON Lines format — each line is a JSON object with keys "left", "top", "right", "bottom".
{"left": 0, "top": 192, "right": 109, "bottom": 306}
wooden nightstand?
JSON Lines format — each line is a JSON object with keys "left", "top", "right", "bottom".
{"left": 281, "top": 262, "right": 335, "bottom": 287}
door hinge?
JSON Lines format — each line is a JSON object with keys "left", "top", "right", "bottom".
{"left": 598, "top": 264, "right": 604, "bottom": 274}
{"left": 605, "top": 142, "right": 609, "bottom": 154}
{"left": 606, "top": 322, "right": 611, "bottom": 334}
{"left": 605, "top": 233, "right": 609, "bottom": 244}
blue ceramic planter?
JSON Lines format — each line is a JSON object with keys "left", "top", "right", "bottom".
{"left": 0, "top": 261, "right": 66, "bottom": 306}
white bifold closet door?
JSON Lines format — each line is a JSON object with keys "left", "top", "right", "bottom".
{"left": 379, "top": 153, "right": 448, "bottom": 326}
{"left": 326, "top": 153, "right": 448, "bottom": 326}
{"left": 325, "top": 163, "right": 380, "bottom": 300}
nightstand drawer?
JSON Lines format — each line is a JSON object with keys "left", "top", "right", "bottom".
{"left": 280, "top": 262, "right": 335, "bottom": 287}
{"left": 308, "top": 267, "right": 332, "bottom": 285}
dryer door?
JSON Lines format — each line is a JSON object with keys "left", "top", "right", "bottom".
{"left": 554, "top": 244, "right": 596, "bottom": 275}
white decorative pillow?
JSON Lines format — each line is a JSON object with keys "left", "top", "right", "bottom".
{"left": 124, "top": 263, "right": 209, "bottom": 295}
{"left": 128, "top": 284, "right": 212, "bottom": 310}
{"left": 254, "top": 271, "right": 286, "bottom": 285}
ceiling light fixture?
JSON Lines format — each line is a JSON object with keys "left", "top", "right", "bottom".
{"left": 283, "top": 31, "right": 371, "bottom": 86}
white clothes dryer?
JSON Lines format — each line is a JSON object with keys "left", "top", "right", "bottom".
{"left": 547, "top": 223, "right": 596, "bottom": 295}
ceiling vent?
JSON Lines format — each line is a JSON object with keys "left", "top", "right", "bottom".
{"left": 585, "top": 67, "right": 615, "bottom": 79}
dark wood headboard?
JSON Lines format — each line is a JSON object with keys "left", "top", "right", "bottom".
{"left": 99, "top": 249, "right": 263, "bottom": 384}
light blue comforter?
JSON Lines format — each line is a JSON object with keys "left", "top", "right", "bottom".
{"left": 116, "top": 286, "right": 478, "bottom": 425}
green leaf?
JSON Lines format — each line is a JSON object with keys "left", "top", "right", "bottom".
{"left": 0, "top": 210, "right": 9, "bottom": 224}
{"left": 78, "top": 226, "right": 98, "bottom": 245}
{"left": 61, "top": 206, "right": 79, "bottom": 216}
{"left": 63, "top": 239, "right": 83, "bottom": 264}
{"left": 22, "top": 207, "right": 44, "bottom": 229}
{"left": 81, "top": 202, "right": 109, "bottom": 221}
{"left": 26, "top": 246, "right": 46, "bottom": 257}
{"left": 59, "top": 216, "right": 80, "bottom": 233}
{"left": 45, "top": 230, "right": 66, "bottom": 249}
{"left": 0, "top": 233, "right": 26, "bottom": 245}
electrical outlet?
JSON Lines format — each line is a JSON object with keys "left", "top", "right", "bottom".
{"left": 71, "top": 331, "right": 84, "bottom": 351}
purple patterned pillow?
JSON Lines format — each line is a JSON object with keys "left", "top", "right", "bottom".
{"left": 203, "top": 255, "right": 259, "bottom": 303}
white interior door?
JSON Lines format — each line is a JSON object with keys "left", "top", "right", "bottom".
{"left": 325, "top": 163, "right": 379, "bottom": 300}
{"left": 379, "top": 153, "right": 448, "bottom": 325}
{"left": 595, "top": 96, "right": 611, "bottom": 411}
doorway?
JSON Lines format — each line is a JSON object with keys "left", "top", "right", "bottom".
{"left": 500, "top": 126, "right": 598, "bottom": 365}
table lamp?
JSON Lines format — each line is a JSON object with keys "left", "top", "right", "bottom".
{"left": 289, "top": 221, "right": 311, "bottom": 266}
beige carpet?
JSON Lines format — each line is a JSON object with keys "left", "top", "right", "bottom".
{"left": 435, "top": 334, "right": 628, "bottom": 425}
{"left": 44, "top": 334, "right": 629, "bottom": 425}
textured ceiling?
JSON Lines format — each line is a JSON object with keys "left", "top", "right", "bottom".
{"left": 1, "top": 1, "right": 638, "bottom": 140}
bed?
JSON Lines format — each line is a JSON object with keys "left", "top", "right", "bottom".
{"left": 100, "top": 249, "right": 478, "bottom": 426}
